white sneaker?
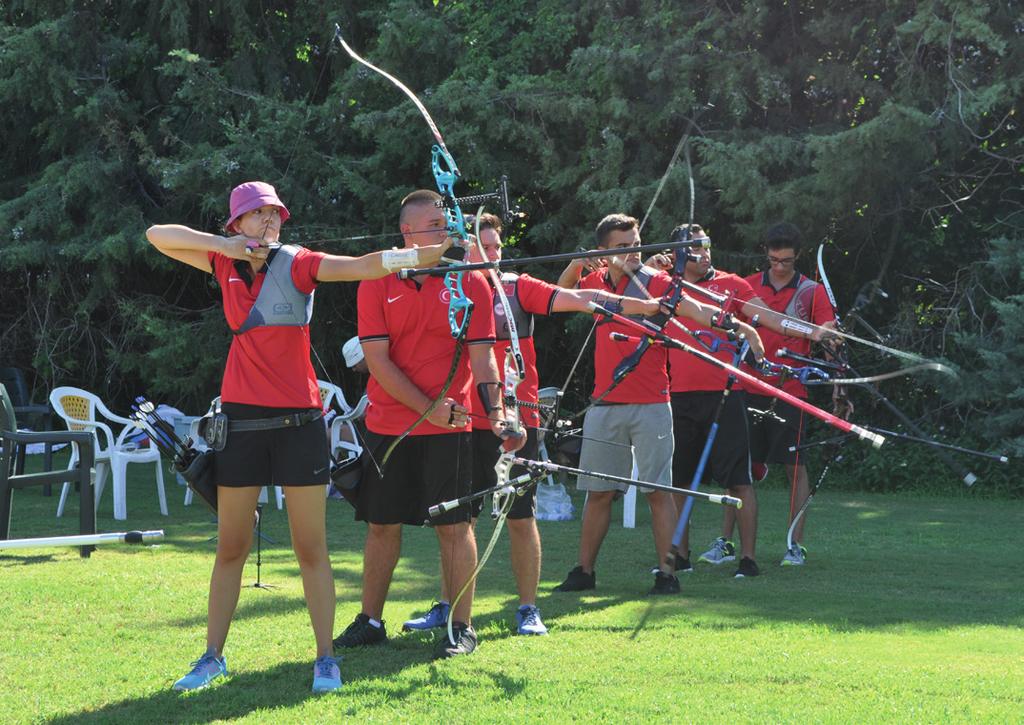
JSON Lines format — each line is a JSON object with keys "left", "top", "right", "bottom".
{"left": 780, "top": 544, "right": 807, "bottom": 566}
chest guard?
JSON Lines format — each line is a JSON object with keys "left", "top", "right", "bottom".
{"left": 493, "top": 273, "right": 535, "bottom": 340}
{"left": 783, "top": 275, "right": 820, "bottom": 322}
{"left": 232, "top": 245, "right": 314, "bottom": 335}
{"left": 621, "top": 266, "right": 658, "bottom": 312}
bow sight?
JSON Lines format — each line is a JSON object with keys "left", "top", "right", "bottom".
{"left": 440, "top": 175, "right": 524, "bottom": 228}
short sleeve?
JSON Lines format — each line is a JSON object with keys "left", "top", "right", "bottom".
{"left": 733, "top": 276, "right": 756, "bottom": 304}
{"left": 357, "top": 279, "right": 388, "bottom": 341}
{"left": 516, "top": 274, "right": 559, "bottom": 316}
{"left": 291, "top": 247, "right": 326, "bottom": 294}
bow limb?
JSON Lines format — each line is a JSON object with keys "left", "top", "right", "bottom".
{"left": 802, "top": 362, "right": 954, "bottom": 386}
{"left": 334, "top": 25, "right": 449, "bottom": 153}
{"left": 445, "top": 449, "right": 518, "bottom": 645}
{"left": 472, "top": 209, "right": 525, "bottom": 438}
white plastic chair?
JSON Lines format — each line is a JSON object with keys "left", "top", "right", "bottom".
{"left": 317, "top": 379, "right": 354, "bottom": 416}
{"left": 50, "top": 386, "right": 167, "bottom": 521}
{"left": 330, "top": 394, "right": 367, "bottom": 463}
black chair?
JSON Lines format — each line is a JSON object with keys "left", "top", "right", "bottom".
{"left": 0, "top": 368, "right": 54, "bottom": 486}
{"left": 0, "top": 383, "right": 96, "bottom": 557}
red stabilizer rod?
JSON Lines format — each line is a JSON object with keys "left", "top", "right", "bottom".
{"left": 589, "top": 302, "right": 885, "bottom": 448}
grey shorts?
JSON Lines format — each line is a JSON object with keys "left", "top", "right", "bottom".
{"left": 576, "top": 402, "right": 673, "bottom": 494}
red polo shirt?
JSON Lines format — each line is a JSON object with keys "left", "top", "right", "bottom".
{"left": 210, "top": 248, "right": 325, "bottom": 408}
{"left": 358, "top": 271, "right": 496, "bottom": 436}
{"left": 470, "top": 273, "right": 559, "bottom": 430}
{"left": 742, "top": 270, "right": 834, "bottom": 399}
{"left": 668, "top": 270, "right": 756, "bottom": 393}
{"left": 579, "top": 267, "right": 672, "bottom": 404}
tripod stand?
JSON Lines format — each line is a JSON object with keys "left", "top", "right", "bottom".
{"left": 247, "top": 504, "right": 278, "bottom": 590}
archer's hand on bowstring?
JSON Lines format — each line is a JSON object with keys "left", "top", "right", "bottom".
{"left": 225, "top": 234, "right": 271, "bottom": 264}
{"left": 566, "top": 252, "right": 606, "bottom": 277}
{"left": 644, "top": 252, "right": 673, "bottom": 272}
{"left": 427, "top": 397, "right": 469, "bottom": 429}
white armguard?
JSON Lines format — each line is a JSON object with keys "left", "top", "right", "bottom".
{"left": 382, "top": 247, "right": 420, "bottom": 271}
{"left": 781, "top": 318, "right": 815, "bottom": 337}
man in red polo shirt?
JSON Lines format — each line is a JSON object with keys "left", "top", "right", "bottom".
{"left": 742, "top": 222, "right": 838, "bottom": 567}
{"left": 648, "top": 224, "right": 833, "bottom": 579}
{"left": 334, "top": 190, "right": 523, "bottom": 660}
{"left": 402, "top": 212, "right": 667, "bottom": 634}
{"left": 552, "top": 213, "right": 763, "bottom": 595}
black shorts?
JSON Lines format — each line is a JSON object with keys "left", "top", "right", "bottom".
{"left": 356, "top": 431, "right": 472, "bottom": 526}
{"left": 746, "top": 394, "right": 806, "bottom": 464}
{"left": 470, "top": 427, "right": 540, "bottom": 520}
{"left": 215, "top": 403, "right": 330, "bottom": 487}
{"left": 671, "top": 390, "right": 751, "bottom": 489}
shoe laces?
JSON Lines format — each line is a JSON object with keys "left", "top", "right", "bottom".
{"left": 430, "top": 601, "right": 448, "bottom": 616}
{"left": 188, "top": 652, "right": 219, "bottom": 675}
{"left": 315, "top": 656, "right": 338, "bottom": 679}
{"left": 519, "top": 606, "right": 540, "bottom": 627}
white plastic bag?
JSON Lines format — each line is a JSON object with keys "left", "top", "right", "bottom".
{"left": 535, "top": 481, "right": 574, "bottom": 521}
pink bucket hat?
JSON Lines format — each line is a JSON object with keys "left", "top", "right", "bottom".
{"left": 225, "top": 181, "right": 290, "bottom": 232}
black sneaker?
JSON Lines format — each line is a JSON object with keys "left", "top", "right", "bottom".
{"left": 650, "top": 553, "right": 693, "bottom": 575}
{"left": 433, "top": 622, "right": 478, "bottom": 659}
{"left": 648, "top": 571, "right": 680, "bottom": 595}
{"left": 333, "top": 613, "right": 387, "bottom": 648}
{"left": 553, "top": 565, "right": 595, "bottom": 592}
{"left": 734, "top": 557, "right": 761, "bottom": 578}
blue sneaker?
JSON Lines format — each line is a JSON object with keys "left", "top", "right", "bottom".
{"left": 515, "top": 604, "right": 549, "bottom": 635}
{"left": 402, "top": 601, "right": 450, "bottom": 631}
{"left": 312, "top": 655, "right": 342, "bottom": 693}
{"left": 173, "top": 649, "right": 228, "bottom": 691}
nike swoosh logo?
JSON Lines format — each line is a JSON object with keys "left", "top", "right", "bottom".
{"left": 387, "top": 295, "right": 403, "bottom": 303}
{"left": 228, "top": 277, "right": 244, "bottom": 283}
{"left": 313, "top": 466, "right": 328, "bottom": 475}
{"left": 657, "top": 433, "right": 669, "bottom": 440}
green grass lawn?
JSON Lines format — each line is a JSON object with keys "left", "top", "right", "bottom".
{"left": 1, "top": 459, "right": 1022, "bottom": 724}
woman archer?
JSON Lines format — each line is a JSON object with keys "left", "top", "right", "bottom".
{"left": 147, "top": 181, "right": 452, "bottom": 693}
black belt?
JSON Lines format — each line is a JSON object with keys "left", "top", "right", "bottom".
{"left": 228, "top": 410, "right": 322, "bottom": 432}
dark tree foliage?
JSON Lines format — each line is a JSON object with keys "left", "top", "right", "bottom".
{"left": 1, "top": 1, "right": 1020, "bottom": 490}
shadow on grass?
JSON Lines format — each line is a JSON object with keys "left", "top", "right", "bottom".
{"left": 44, "top": 645, "right": 527, "bottom": 724}
{"left": 8, "top": 473, "right": 1024, "bottom": 640}
{"left": 0, "top": 552, "right": 57, "bottom": 566}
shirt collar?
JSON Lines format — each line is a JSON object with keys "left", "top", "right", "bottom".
{"left": 761, "top": 269, "right": 803, "bottom": 292}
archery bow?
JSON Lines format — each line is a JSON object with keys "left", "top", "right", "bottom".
{"left": 816, "top": 244, "right": 980, "bottom": 485}
{"left": 333, "top": 25, "right": 476, "bottom": 468}
{"left": 560, "top": 122, "right": 702, "bottom": 424}
{"left": 439, "top": 212, "right": 530, "bottom": 637}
